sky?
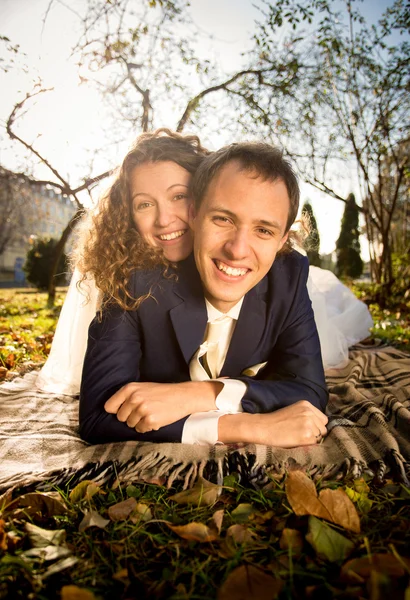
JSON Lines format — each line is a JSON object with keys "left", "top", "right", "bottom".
{"left": 0, "top": 0, "right": 402, "bottom": 257}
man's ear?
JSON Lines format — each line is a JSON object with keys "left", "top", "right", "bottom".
{"left": 188, "top": 203, "right": 196, "bottom": 230}
{"left": 278, "top": 231, "right": 289, "bottom": 251}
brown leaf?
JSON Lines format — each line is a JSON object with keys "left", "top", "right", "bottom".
{"left": 226, "top": 524, "right": 260, "bottom": 545}
{"left": 78, "top": 510, "right": 110, "bottom": 532}
{"left": 217, "top": 564, "right": 283, "bottom": 600}
{"left": 341, "top": 554, "right": 410, "bottom": 584}
{"left": 108, "top": 497, "right": 137, "bottom": 521}
{"left": 211, "top": 509, "right": 224, "bottom": 534}
{"left": 279, "top": 528, "right": 304, "bottom": 556}
{"left": 167, "top": 522, "right": 218, "bottom": 543}
{"left": 285, "top": 471, "right": 360, "bottom": 533}
{"left": 60, "top": 584, "right": 96, "bottom": 600}
{"left": 3, "top": 492, "right": 68, "bottom": 518}
{"left": 169, "top": 477, "right": 222, "bottom": 507}
{"left": 0, "top": 519, "right": 7, "bottom": 551}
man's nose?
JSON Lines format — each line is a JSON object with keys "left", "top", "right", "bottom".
{"left": 224, "top": 228, "right": 250, "bottom": 259}
{"left": 155, "top": 204, "right": 175, "bottom": 228}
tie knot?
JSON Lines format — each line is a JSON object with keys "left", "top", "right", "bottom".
{"left": 206, "top": 316, "right": 232, "bottom": 344}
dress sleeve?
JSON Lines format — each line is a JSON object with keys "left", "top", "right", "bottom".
{"left": 36, "top": 269, "right": 99, "bottom": 395}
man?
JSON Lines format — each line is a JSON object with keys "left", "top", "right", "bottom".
{"left": 80, "top": 142, "right": 328, "bottom": 447}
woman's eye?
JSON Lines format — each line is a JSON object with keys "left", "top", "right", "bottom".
{"left": 173, "top": 193, "right": 188, "bottom": 201}
{"left": 136, "top": 202, "right": 153, "bottom": 211}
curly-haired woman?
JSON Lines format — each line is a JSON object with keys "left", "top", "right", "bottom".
{"left": 36, "top": 128, "right": 210, "bottom": 394}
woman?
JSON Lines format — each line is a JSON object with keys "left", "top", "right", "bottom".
{"left": 36, "top": 128, "right": 209, "bottom": 394}
{"left": 36, "top": 129, "right": 373, "bottom": 395}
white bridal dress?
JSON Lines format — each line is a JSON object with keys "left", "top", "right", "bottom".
{"left": 36, "top": 261, "right": 374, "bottom": 396}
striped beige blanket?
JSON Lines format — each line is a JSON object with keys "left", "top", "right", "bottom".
{"left": 1, "top": 345, "right": 409, "bottom": 493}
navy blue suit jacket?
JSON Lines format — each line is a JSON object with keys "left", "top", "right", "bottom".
{"left": 79, "top": 251, "right": 328, "bottom": 444}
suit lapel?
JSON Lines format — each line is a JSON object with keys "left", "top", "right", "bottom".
{"left": 220, "top": 280, "right": 268, "bottom": 377}
{"left": 169, "top": 256, "right": 208, "bottom": 364}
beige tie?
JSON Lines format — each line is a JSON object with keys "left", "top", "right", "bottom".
{"left": 189, "top": 316, "right": 232, "bottom": 381}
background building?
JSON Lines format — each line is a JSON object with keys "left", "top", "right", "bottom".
{"left": 0, "top": 167, "right": 77, "bottom": 285}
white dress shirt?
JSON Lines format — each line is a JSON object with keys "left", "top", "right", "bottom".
{"left": 181, "top": 298, "right": 246, "bottom": 445}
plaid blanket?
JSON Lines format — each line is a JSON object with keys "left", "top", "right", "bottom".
{"left": 1, "top": 346, "right": 409, "bottom": 493}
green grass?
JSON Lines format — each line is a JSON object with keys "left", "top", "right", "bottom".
{"left": 1, "top": 476, "right": 409, "bottom": 599}
{"left": 0, "top": 289, "right": 64, "bottom": 374}
{"left": 0, "top": 287, "right": 409, "bottom": 599}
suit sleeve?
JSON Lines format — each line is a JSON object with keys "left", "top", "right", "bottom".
{"left": 237, "top": 258, "right": 328, "bottom": 414}
{"left": 79, "top": 303, "right": 187, "bottom": 444}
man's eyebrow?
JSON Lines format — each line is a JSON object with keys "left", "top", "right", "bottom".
{"left": 210, "top": 207, "right": 283, "bottom": 231}
{"left": 132, "top": 183, "right": 189, "bottom": 201}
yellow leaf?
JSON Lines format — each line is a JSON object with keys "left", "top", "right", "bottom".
{"left": 285, "top": 471, "right": 360, "bottom": 533}
{"left": 130, "top": 503, "right": 152, "bottom": 523}
{"left": 61, "top": 585, "right": 96, "bottom": 600}
{"left": 217, "top": 564, "right": 283, "bottom": 600}
{"left": 167, "top": 522, "right": 218, "bottom": 542}
{"left": 169, "top": 477, "right": 222, "bottom": 507}
{"left": 231, "top": 503, "right": 255, "bottom": 522}
{"left": 69, "top": 481, "right": 99, "bottom": 503}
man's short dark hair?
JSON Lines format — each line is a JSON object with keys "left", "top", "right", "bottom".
{"left": 191, "top": 142, "right": 300, "bottom": 232}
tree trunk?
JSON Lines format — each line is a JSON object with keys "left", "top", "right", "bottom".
{"left": 47, "top": 210, "right": 83, "bottom": 307}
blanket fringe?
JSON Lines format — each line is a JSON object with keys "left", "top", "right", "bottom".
{"left": 9, "top": 447, "right": 409, "bottom": 496}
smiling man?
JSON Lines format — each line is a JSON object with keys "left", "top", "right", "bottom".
{"left": 80, "top": 142, "right": 328, "bottom": 448}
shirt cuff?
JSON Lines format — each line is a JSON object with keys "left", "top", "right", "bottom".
{"left": 181, "top": 411, "right": 225, "bottom": 445}
{"left": 214, "top": 378, "right": 246, "bottom": 413}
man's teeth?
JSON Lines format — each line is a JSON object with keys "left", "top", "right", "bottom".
{"left": 216, "top": 261, "right": 248, "bottom": 277}
{"left": 158, "top": 230, "right": 185, "bottom": 241}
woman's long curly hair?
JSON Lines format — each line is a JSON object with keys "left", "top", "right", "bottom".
{"left": 73, "top": 129, "right": 209, "bottom": 310}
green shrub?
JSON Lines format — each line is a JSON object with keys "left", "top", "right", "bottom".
{"left": 24, "top": 237, "right": 68, "bottom": 291}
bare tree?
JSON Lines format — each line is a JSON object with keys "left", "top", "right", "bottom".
{"left": 3, "top": 0, "right": 305, "bottom": 305}
{"left": 249, "top": 0, "right": 410, "bottom": 295}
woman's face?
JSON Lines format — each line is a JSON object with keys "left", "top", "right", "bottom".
{"left": 131, "top": 160, "right": 194, "bottom": 262}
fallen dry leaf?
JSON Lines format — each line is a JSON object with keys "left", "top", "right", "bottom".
{"left": 231, "top": 503, "right": 256, "bottom": 522}
{"left": 0, "top": 519, "right": 7, "bottom": 551}
{"left": 226, "top": 524, "right": 260, "bottom": 545}
{"left": 167, "top": 522, "right": 218, "bottom": 542}
{"left": 285, "top": 471, "right": 360, "bottom": 533}
{"left": 341, "top": 553, "right": 410, "bottom": 583}
{"left": 60, "top": 584, "right": 96, "bottom": 600}
{"left": 108, "top": 497, "right": 137, "bottom": 521}
{"left": 43, "top": 556, "right": 79, "bottom": 578}
{"left": 78, "top": 510, "right": 110, "bottom": 533}
{"left": 279, "top": 528, "right": 304, "bottom": 556}
{"left": 69, "top": 481, "right": 101, "bottom": 503}
{"left": 169, "top": 477, "right": 222, "bottom": 507}
{"left": 25, "top": 522, "right": 66, "bottom": 548}
{"left": 3, "top": 492, "right": 68, "bottom": 518}
{"left": 211, "top": 509, "right": 225, "bottom": 534}
{"left": 130, "top": 503, "right": 152, "bottom": 523}
{"left": 217, "top": 564, "right": 283, "bottom": 600}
